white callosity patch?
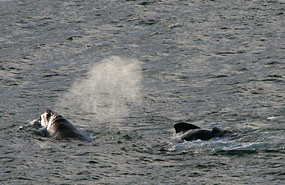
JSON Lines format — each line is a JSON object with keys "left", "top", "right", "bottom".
{"left": 46, "top": 114, "right": 56, "bottom": 131}
{"left": 40, "top": 112, "right": 49, "bottom": 127}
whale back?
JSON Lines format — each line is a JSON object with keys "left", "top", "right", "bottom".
{"left": 174, "top": 122, "right": 201, "bottom": 133}
{"left": 180, "top": 129, "right": 213, "bottom": 141}
{"left": 47, "top": 112, "right": 90, "bottom": 141}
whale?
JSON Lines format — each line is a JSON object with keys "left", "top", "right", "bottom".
{"left": 174, "top": 122, "right": 232, "bottom": 141}
{"left": 28, "top": 109, "right": 92, "bottom": 141}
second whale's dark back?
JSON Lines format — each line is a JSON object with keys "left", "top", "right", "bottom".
{"left": 174, "top": 122, "right": 231, "bottom": 141}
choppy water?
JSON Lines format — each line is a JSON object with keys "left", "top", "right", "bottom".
{"left": 1, "top": 0, "right": 284, "bottom": 184}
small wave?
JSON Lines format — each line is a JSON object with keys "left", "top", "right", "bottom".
{"left": 167, "top": 136, "right": 275, "bottom": 156}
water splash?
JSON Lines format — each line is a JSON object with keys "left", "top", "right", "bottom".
{"left": 56, "top": 56, "right": 143, "bottom": 125}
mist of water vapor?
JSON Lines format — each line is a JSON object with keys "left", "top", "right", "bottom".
{"left": 56, "top": 56, "right": 143, "bottom": 124}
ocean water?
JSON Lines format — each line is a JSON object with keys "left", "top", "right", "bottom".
{"left": 0, "top": 0, "right": 284, "bottom": 184}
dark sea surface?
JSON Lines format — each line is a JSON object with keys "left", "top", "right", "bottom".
{"left": 0, "top": 0, "right": 284, "bottom": 184}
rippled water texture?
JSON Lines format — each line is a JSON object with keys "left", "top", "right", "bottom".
{"left": 1, "top": 0, "right": 284, "bottom": 184}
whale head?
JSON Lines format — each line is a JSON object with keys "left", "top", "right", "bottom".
{"left": 212, "top": 127, "right": 232, "bottom": 137}
{"left": 212, "top": 127, "right": 224, "bottom": 137}
{"left": 40, "top": 109, "right": 53, "bottom": 127}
